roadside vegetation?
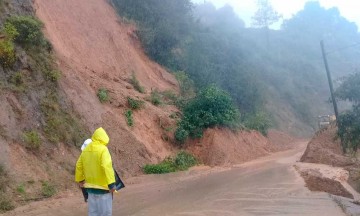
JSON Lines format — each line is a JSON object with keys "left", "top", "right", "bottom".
{"left": 111, "top": 0, "right": 359, "bottom": 136}
{"left": 175, "top": 85, "right": 240, "bottom": 143}
{"left": 143, "top": 151, "right": 197, "bottom": 174}
{"left": 97, "top": 88, "right": 109, "bottom": 103}
{"left": 335, "top": 72, "right": 360, "bottom": 153}
{"left": 0, "top": 14, "right": 88, "bottom": 147}
{"left": 0, "top": 5, "right": 87, "bottom": 212}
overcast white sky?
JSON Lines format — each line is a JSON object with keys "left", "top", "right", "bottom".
{"left": 191, "top": 0, "right": 360, "bottom": 29}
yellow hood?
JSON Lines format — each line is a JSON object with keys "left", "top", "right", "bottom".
{"left": 91, "top": 127, "right": 109, "bottom": 146}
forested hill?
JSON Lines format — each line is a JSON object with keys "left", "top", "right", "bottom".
{"left": 110, "top": 0, "right": 360, "bottom": 136}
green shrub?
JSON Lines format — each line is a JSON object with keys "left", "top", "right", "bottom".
{"left": 338, "top": 107, "right": 360, "bottom": 153}
{"left": 6, "top": 16, "right": 45, "bottom": 46}
{"left": 3, "top": 22, "right": 19, "bottom": 40}
{"left": 127, "top": 97, "right": 144, "bottom": 110}
{"left": 97, "top": 88, "right": 109, "bottom": 103}
{"left": 124, "top": 109, "right": 133, "bottom": 126}
{"left": 174, "top": 151, "right": 197, "bottom": 170}
{"left": 130, "top": 73, "right": 145, "bottom": 93}
{"left": 143, "top": 151, "right": 197, "bottom": 174}
{"left": 143, "top": 159, "right": 176, "bottom": 174}
{"left": 175, "top": 85, "right": 240, "bottom": 143}
{"left": 150, "top": 90, "right": 162, "bottom": 106}
{"left": 335, "top": 73, "right": 360, "bottom": 152}
{"left": 23, "top": 130, "right": 41, "bottom": 150}
{"left": 44, "top": 70, "right": 60, "bottom": 82}
{"left": 0, "top": 40, "right": 16, "bottom": 68}
{"left": 174, "top": 128, "right": 189, "bottom": 144}
{"left": 41, "top": 181, "right": 56, "bottom": 198}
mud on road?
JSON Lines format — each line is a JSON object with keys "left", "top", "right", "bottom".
{"left": 2, "top": 142, "right": 347, "bottom": 216}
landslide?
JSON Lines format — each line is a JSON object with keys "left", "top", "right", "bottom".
{"left": 300, "top": 124, "right": 360, "bottom": 199}
{"left": 0, "top": 0, "right": 300, "bottom": 212}
{"left": 34, "top": 0, "right": 180, "bottom": 177}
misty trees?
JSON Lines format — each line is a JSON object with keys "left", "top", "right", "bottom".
{"left": 335, "top": 73, "right": 360, "bottom": 152}
{"left": 251, "top": 0, "right": 281, "bottom": 46}
{"left": 110, "top": 0, "right": 193, "bottom": 67}
{"left": 252, "top": 0, "right": 281, "bottom": 29}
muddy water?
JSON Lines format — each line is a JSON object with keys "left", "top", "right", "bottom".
{"left": 3, "top": 143, "right": 346, "bottom": 216}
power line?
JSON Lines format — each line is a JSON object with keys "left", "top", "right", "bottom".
{"left": 326, "top": 42, "right": 360, "bottom": 55}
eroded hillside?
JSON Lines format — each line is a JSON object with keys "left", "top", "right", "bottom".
{"left": 0, "top": 0, "right": 299, "bottom": 212}
{"left": 34, "top": 0, "right": 181, "bottom": 176}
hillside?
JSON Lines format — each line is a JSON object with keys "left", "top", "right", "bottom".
{"left": 0, "top": 0, "right": 296, "bottom": 212}
{"left": 34, "top": 0, "right": 180, "bottom": 176}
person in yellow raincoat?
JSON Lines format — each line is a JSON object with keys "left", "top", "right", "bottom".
{"left": 75, "top": 127, "right": 116, "bottom": 216}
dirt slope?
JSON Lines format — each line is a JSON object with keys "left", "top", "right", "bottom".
{"left": 186, "top": 128, "right": 295, "bottom": 166}
{"left": 34, "top": 0, "right": 180, "bottom": 177}
{"left": 0, "top": 0, "right": 305, "bottom": 212}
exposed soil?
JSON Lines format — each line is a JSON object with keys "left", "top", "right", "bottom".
{"left": 34, "top": 0, "right": 180, "bottom": 178}
{"left": 298, "top": 167, "right": 354, "bottom": 199}
{"left": 301, "top": 124, "right": 354, "bottom": 167}
{"left": 186, "top": 128, "right": 296, "bottom": 166}
{"left": 0, "top": 0, "right": 305, "bottom": 212}
{"left": 299, "top": 124, "right": 360, "bottom": 201}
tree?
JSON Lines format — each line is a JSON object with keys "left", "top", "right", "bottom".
{"left": 175, "top": 85, "right": 240, "bottom": 143}
{"left": 335, "top": 72, "right": 360, "bottom": 152}
{"left": 251, "top": 0, "right": 281, "bottom": 46}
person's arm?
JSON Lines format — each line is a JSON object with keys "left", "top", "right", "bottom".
{"left": 101, "top": 148, "right": 116, "bottom": 192}
{"left": 75, "top": 155, "right": 85, "bottom": 185}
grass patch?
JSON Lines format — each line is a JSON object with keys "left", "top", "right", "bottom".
{"left": 23, "top": 130, "right": 41, "bottom": 150}
{"left": 124, "top": 109, "right": 133, "bottom": 127}
{"left": 127, "top": 97, "right": 144, "bottom": 110}
{"left": 0, "top": 198, "right": 14, "bottom": 213}
{"left": 143, "top": 151, "right": 197, "bottom": 174}
{"left": 16, "top": 183, "right": 25, "bottom": 194}
{"left": 150, "top": 90, "right": 162, "bottom": 106}
{"left": 0, "top": 39, "right": 16, "bottom": 68}
{"left": 130, "top": 72, "right": 145, "bottom": 93}
{"left": 40, "top": 93, "right": 87, "bottom": 146}
{"left": 97, "top": 88, "right": 109, "bottom": 103}
{"left": 161, "top": 90, "right": 178, "bottom": 104}
{"left": 41, "top": 181, "right": 56, "bottom": 198}
{"left": 44, "top": 70, "right": 60, "bottom": 82}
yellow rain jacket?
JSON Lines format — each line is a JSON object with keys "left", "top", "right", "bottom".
{"left": 75, "top": 127, "right": 115, "bottom": 190}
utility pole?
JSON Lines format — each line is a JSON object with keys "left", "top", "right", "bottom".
{"left": 320, "top": 40, "right": 339, "bottom": 120}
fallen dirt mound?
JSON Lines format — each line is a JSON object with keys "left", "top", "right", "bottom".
{"left": 295, "top": 163, "right": 358, "bottom": 199}
{"left": 186, "top": 128, "right": 293, "bottom": 166}
{"left": 302, "top": 174, "right": 354, "bottom": 199}
{"left": 299, "top": 124, "right": 360, "bottom": 202}
{"left": 300, "top": 124, "right": 354, "bottom": 167}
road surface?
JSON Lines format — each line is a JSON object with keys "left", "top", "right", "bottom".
{"left": 3, "top": 142, "right": 346, "bottom": 216}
